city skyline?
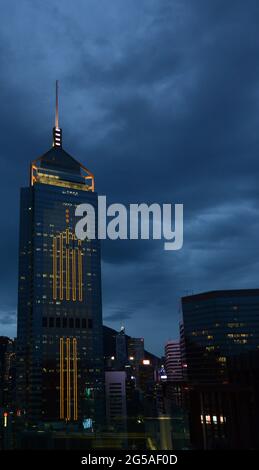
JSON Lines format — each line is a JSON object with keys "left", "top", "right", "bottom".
{"left": 1, "top": 0, "right": 259, "bottom": 356}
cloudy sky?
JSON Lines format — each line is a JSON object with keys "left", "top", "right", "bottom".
{"left": 0, "top": 0, "right": 259, "bottom": 355}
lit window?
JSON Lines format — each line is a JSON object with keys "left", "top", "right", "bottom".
{"left": 217, "top": 357, "right": 226, "bottom": 363}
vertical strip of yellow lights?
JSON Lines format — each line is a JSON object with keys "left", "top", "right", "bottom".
{"left": 66, "top": 338, "right": 71, "bottom": 421}
{"left": 78, "top": 240, "right": 83, "bottom": 301}
{"left": 59, "top": 338, "right": 64, "bottom": 419}
{"left": 53, "top": 236, "right": 57, "bottom": 299}
{"left": 72, "top": 235, "right": 76, "bottom": 301}
{"left": 60, "top": 233, "right": 63, "bottom": 300}
{"left": 66, "top": 229, "right": 70, "bottom": 300}
{"left": 73, "top": 338, "right": 78, "bottom": 421}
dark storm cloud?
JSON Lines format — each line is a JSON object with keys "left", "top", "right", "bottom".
{"left": 104, "top": 309, "right": 132, "bottom": 322}
{"left": 0, "top": 0, "right": 259, "bottom": 354}
{"left": 0, "top": 309, "right": 16, "bottom": 325}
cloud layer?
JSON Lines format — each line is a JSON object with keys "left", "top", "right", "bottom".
{"left": 0, "top": 0, "right": 259, "bottom": 354}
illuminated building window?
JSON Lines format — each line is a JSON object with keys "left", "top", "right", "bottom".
{"left": 228, "top": 322, "right": 244, "bottom": 328}
{"left": 217, "top": 356, "right": 226, "bottom": 363}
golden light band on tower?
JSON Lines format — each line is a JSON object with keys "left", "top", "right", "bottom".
{"left": 59, "top": 338, "right": 64, "bottom": 419}
{"left": 59, "top": 234, "right": 63, "bottom": 300}
{"left": 73, "top": 338, "right": 78, "bottom": 421}
{"left": 66, "top": 248, "right": 70, "bottom": 301}
{"left": 66, "top": 337, "right": 71, "bottom": 421}
{"left": 30, "top": 160, "right": 94, "bottom": 191}
{"left": 59, "top": 337, "right": 78, "bottom": 422}
{"left": 52, "top": 228, "right": 83, "bottom": 302}
{"left": 72, "top": 234, "right": 76, "bottom": 301}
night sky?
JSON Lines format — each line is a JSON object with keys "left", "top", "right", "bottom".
{"left": 1, "top": 0, "right": 259, "bottom": 355}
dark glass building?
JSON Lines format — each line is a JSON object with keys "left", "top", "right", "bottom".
{"left": 16, "top": 90, "right": 103, "bottom": 427}
{"left": 182, "top": 289, "right": 259, "bottom": 384}
{"left": 0, "top": 337, "right": 16, "bottom": 408}
{"left": 182, "top": 289, "right": 259, "bottom": 449}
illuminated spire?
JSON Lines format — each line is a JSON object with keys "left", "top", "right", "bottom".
{"left": 55, "top": 79, "right": 59, "bottom": 128}
{"left": 53, "top": 80, "right": 62, "bottom": 148}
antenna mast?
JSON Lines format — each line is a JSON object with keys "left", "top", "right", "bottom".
{"left": 53, "top": 80, "right": 62, "bottom": 147}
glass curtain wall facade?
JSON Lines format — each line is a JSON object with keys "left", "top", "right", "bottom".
{"left": 181, "top": 290, "right": 259, "bottom": 448}
{"left": 182, "top": 289, "right": 259, "bottom": 384}
{"left": 17, "top": 128, "right": 104, "bottom": 427}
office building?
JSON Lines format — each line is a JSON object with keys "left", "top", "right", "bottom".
{"left": 16, "top": 83, "right": 104, "bottom": 426}
{"left": 128, "top": 338, "right": 144, "bottom": 364}
{"left": 115, "top": 327, "right": 127, "bottom": 368}
{"left": 182, "top": 289, "right": 259, "bottom": 449}
{"left": 105, "top": 371, "right": 127, "bottom": 432}
{"left": 165, "top": 340, "right": 183, "bottom": 382}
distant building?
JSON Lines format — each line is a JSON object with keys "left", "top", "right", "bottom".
{"left": 165, "top": 341, "right": 183, "bottom": 382}
{"left": 182, "top": 289, "right": 259, "bottom": 449}
{"left": 138, "top": 359, "right": 155, "bottom": 392}
{"left": 103, "top": 325, "right": 160, "bottom": 369}
{"left": 115, "top": 327, "right": 128, "bottom": 368}
{"left": 0, "top": 337, "right": 15, "bottom": 408}
{"left": 105, "top": 371, "right": 127, "bottom": 433}
{"left": 180, "top": 323, "right": 187, "bottom": 380}
{"left": 128, "top": 338, "right": 144, "bottom": 364}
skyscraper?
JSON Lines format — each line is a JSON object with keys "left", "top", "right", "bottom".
{"left": 105, "top": 371, "right": 127, "bottom": 433}
{"left": 182, "top": 289, "right": 259, "bottom": 384}
{"left": 165, "top": 341, "right": 183, "bottom": 382}
{"left": 128, "top": 337, "right": 144, "bottom": 364}
{"left": 115, "top": 326, "right": 127, "bottom": 368}
{"left": 16, "top": 83, "right": 104, "bottom": 427}
{"left": 181, "top": 289, "right": 259, "bottom": 449}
